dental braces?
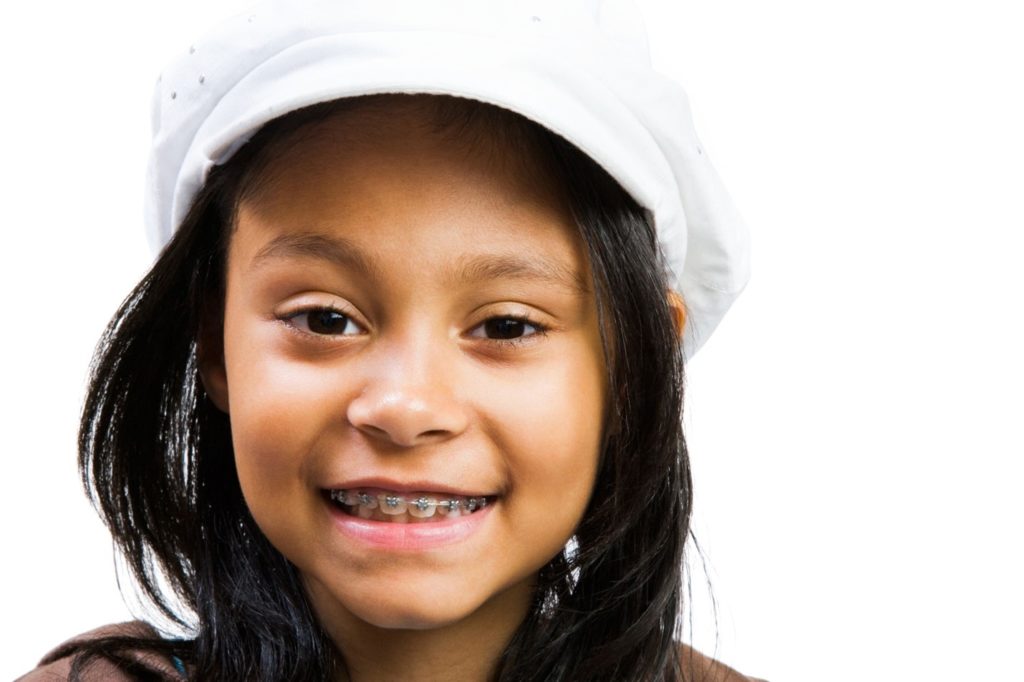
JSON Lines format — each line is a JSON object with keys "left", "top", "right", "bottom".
{"left": 329, "top": 489, "right": 488, "bottom": 513}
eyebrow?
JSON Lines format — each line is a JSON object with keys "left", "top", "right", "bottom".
{"left": 250, "top": 232, "right": 379, "bottom": 279}
{"left": 249, "top": 231, "right": 589, "bottom": 295}
{"left": 451, "top": 252, "right": 589, "bottom": 295}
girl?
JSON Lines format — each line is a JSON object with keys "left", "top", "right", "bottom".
{"left": 21, "top": 1, "right": 755, "bottom": 680}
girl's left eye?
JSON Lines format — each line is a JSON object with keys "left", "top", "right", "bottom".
{"left": 469, "top": 316, "right": 546, "bottom": 342}
{"left": 283, "top": 308, "right": 362, "bottom": 336}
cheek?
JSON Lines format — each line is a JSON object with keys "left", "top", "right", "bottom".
{"left": 479, "top": 350, "right": 606, "bottom": 538}
{"left": 221, "top": 320, "right": 339, "bottom": 535}
{"left": 226, "top": 313, "right": 337, "bottom": 448}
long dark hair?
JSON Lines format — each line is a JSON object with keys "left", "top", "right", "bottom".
{"left": 68, "top": 94, "right": 691, "bottom": 681}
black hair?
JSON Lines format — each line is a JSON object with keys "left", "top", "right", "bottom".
{"left": 66, "top": 94, "right": 693, "bottom": 681}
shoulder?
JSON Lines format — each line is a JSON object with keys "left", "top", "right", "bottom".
{"left": 678, "top": 643, "right": 768, "bottom": 682}
{"left": 15, "top": 621, "right": 185, "bottom": 682}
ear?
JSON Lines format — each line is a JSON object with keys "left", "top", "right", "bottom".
{"left": 667, "top": 289, "right": 687, "bottom": 341}
{"left": 197, "top": 315, "right": 230, "bottom": 414}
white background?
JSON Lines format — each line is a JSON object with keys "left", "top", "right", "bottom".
{"left": 2, "top": 1, "right": 1022, "bottom": 680}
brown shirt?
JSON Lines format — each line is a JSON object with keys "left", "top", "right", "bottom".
{"left": 18, "top": 621, "right": 766, "bottom": 681}
{"left": 16, "top": 622, "right": 184, "bottom": 681}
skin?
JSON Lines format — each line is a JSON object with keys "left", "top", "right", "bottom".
{"left": 200, "top": 102, "right": 608, "bottom": 681}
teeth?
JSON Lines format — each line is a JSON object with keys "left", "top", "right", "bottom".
{"left": 437, "top": 499, "right": 461, "bottom": 517}
{"left": 379, "top": 494, "right": 407, "bottom": 515}
{"left": 407, "top": 496, "right": 437, "bottom": 518}
{"left": 329, "top": 489, "right": 490, "bottom": 521}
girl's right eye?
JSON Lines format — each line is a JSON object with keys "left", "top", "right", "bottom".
{"left": 281, "top": 307, "right": 363, "bottom": 336}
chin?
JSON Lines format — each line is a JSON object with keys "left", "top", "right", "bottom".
{"left": 358, "top": 608, "right": 464, "bottom": 631}
{"left": 341, "top": 588, "right": 482, "bottom": 630}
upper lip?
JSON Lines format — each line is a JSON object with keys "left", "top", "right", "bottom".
{"left": 323, "top": 477, "right": 496, "bottom": 497}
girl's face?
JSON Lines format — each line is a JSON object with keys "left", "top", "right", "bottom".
{"left": 203, "top": 105, "right": 607, "bottom": 639}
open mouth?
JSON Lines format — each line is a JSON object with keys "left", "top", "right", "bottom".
{"left": 325, "top": 489, "right": 496, "bottom": 523}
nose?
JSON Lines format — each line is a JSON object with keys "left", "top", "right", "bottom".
{"left": 346, "top": 337, "right": 469, "bottom": 447}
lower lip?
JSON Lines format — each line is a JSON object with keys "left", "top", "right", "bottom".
{"left": 326, "top": 500, "right": 494, "bottom": 551}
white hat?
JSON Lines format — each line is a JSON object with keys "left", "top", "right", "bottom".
{"left": 146, "top": 0, "right": 750, "bottom": 358}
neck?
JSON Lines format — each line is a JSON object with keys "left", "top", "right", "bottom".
{"left": 308, "top": 580, "right": 532, "bottom": 682}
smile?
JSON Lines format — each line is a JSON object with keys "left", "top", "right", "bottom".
{"left": 328, "top": 489, "right": 494, "bottom": 523}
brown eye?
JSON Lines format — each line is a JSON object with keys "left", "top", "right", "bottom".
{"left": 308, "top": 310, "right": 350, "bottom": 334}
{"left": 484, "top": 318, "right": 529, "bottom": 339}
{"left": 286, "top": 308, "right": 362, "bottom": 336}
{"left": 471, "top": 316, "right": 546, "bottom": 342}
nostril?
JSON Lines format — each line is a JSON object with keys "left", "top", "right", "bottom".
{"left": 358, "top": 425, "right": 452, "bottom": 443}
{"left": 360, "top": 424, "right": 390, "bottom": 440}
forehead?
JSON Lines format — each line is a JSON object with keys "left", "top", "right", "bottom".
{"left": 227, "top": 98, "right": 589, "bottom": 294}
{"left": 238, "top": 96, "right": 568, "bottom": 217}
{"left": 228, "top": 99, "right": 589, "bottom": 287}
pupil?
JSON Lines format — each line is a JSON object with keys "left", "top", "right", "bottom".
{"left": 309, "top": 310, "right": 346, "bottom": 334}
{"left": 486, "top": 318, "right": 525, "bottom": 339}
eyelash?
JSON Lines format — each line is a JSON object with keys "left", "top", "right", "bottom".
{"left": 277, "top": 306, "right": 549, "bottom": 348}
{"left": 469, "top": 315, "right": 549, "bottom": 348}
{"left": 278, "top": 305, "right": 363, "bottom": 338}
